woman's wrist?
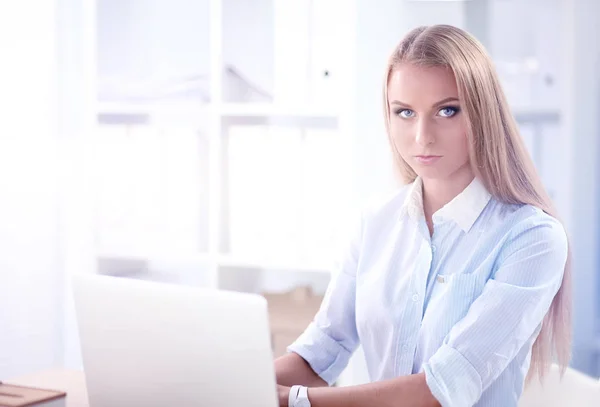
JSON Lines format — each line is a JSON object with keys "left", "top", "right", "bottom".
{"left": 277, "top": 384, "right": 292, "bottom": 406}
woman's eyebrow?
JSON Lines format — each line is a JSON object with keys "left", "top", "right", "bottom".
{"left": 432, "top": 97, "right": 460, "bottom": 107}
{"left": 389, "top": 97, "right": 460, "bottom": 108}
{"left": 390, "top": 100, "right": 412, "bottom": 108}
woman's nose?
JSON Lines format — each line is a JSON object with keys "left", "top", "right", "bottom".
{"left": 415, "top": 119, "right": 435, "bottom": 146}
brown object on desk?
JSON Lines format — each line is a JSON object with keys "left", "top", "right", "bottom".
{"left": 262, "top": 286, "right": 324, "bottom": 358}
{"left": 5, "top": 370, "right": 87, "bottom": 407}
{"left": 0, "top": 382, "right": 66, "bottom": 407}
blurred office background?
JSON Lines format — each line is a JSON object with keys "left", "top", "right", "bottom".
{"left": 0, "top": 0, "right": 598, "bottom": 385}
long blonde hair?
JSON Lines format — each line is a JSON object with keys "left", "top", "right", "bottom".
{"left": 383, "top": 25, "right": 572, "bottom": 381}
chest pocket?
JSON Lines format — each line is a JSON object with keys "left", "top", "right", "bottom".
{"left": 421, "top": 272, "right": 481, "bottom": 337}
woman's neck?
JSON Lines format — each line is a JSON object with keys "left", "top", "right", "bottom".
{"left": 422, "top": 167, "right": 474, "bottom": 234}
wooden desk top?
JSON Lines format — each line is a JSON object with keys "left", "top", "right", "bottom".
{"left": 5, "top": 370, "right": 88, "bottom": 407}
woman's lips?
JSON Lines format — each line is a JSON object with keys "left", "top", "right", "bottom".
{"left": 414, "top": 155, "right": 442, "bottom": 164}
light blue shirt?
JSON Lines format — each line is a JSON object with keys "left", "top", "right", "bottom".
{"left": 287, "top": 176, "right": 568, "bottom": 407}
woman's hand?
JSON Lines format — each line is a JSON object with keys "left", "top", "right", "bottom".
{"left": 276, "top": 373, "right": 440, "bottom": 407}
{"left": 277, "top": 384, "right": 291, "bottom": 407}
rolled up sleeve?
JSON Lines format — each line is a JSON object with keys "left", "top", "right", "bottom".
{"left": 423, "top": 215, "right": 568, "bottom": 407}
{"left": 287, "top": 212, "right": 364, "bottom": 386}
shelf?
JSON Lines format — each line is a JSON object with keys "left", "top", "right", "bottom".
{"left": 512, "top": 107, "right": 560, "bottom": 124}
{"left": 96, "top": 250, "right": 332, "bottom": 274}
{"left": 219, "top": 103, "right": 339, "bottom": 120}
{"left": 97, "top": 102, "right": 338, "bottom": 118}
{"left": 96, "top": 101, "right": 210, "bottom": 125}
{"left": 98, "top": 101, "right": 210, "bottom": 115}
{"left": 97, "top": 249, "right": 214, "bottom": 265}
{"left": 95, "top": 101, "right": 340, "bottom": 126}
{"left": 217, "top": 254, "right": 332, "bottom": 274}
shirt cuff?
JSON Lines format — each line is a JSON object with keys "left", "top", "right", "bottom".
{"left": 423, "top": 344, "right": 483, "bottom": 407}
{"left": 286, "top": 323, "right": 353, "bottom": 386}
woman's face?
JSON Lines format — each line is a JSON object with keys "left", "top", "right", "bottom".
{"left": 387, "top": 63, "right": 471, "bottom": 184}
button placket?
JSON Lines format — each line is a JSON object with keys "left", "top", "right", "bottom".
{"left": 397, "top": 240, "right": 429, "bottom": 373}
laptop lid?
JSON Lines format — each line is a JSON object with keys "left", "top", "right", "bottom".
{"left": 72, "top": 273, "right": 278, "bottom": 407}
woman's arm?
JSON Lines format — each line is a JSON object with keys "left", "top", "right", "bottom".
{"left": 277, "top": 373, "right": 440, "bottom": 407}
{"left": 421, "top": 216, "right": 568, "bottom": 406}
{"left": 275, "top": 353, "right": 327, "bottom": 387}
{"left": 278, "top": 210, "right": 366, "bottom": 388}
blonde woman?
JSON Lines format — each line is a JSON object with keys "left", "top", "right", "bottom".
{"left": 275, "top": 25, "right": 571, "bottom": 407}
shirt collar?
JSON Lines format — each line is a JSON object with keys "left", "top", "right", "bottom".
{"left": 400, "top": 176, "right": 491, "bottom": 233}
{"left": 400, "top": 176, "right": 425, "bottom": 220}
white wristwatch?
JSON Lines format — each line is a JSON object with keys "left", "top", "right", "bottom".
{"left": 289, "top": 385, "right": 311, "bottom": 407}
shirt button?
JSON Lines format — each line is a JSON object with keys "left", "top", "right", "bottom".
{"left": 432, "top": 245, "right": 437, "bottom": 253}
{"left": 412, "top": 293, "right": 419, "bottom": 302}
{"left": 402, "top": 345, "right": 409, "bottom": 353}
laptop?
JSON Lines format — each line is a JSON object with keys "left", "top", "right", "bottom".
{"left": 71, "top": 273, "right": 279, "bottom": 407}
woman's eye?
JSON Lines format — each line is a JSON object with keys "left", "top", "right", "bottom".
{"left": 438, "top": 107, "right": 459, "bottom": 117}
{"left": 397, "top": 109, "right": 415, "bottom": 118}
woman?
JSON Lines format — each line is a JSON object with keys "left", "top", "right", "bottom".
{"left": 275, "top": 25, "right": 571, "bottom": 407}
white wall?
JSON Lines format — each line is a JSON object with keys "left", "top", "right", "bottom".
{"left": 223, "top": 0, "right": 274, "bottom": 99}
{"left": 97, "top": 0, "right": 275, "bottom": 101}
{"left": 561, "top": 0, "right": 600, "bottom": 376}
{"left": 0, "top": 1, "right": 64, "bottom": 378}
{"left": 97, "top": 0, "right": 210, "bottom": 88}
{"left": 57, "top": 0, "right": 98, "bottom": 370}
{"left": 488, "top": 0, "right": 562, "bottom": 111}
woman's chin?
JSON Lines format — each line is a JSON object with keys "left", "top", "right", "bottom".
{"left": 413, "top": 166, "right": 446, "bottom": 180}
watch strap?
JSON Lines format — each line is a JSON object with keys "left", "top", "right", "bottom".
{"left": 289, "top": 385, "right": 301, "bottom": 407}
{"left": 297, "top": 386, "right": 310, "bottom": 406}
